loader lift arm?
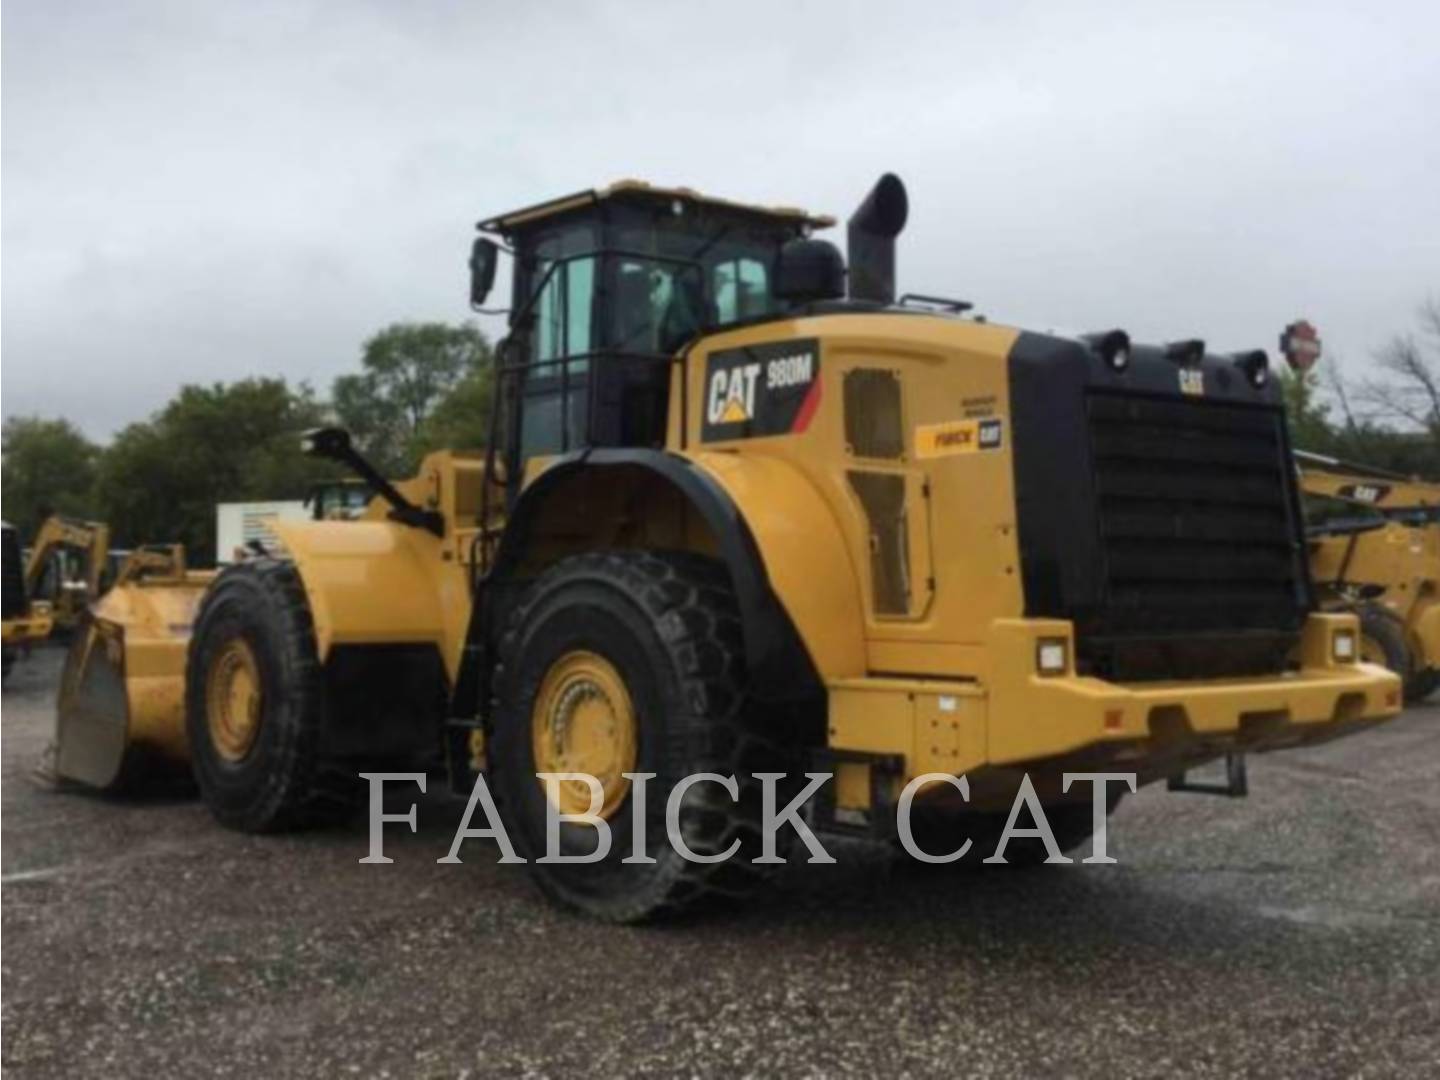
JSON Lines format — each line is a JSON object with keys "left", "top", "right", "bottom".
{"left": 300, "top": 427, "right": 444, "bottom": 536}
{"left": 1297, "top": 450, "right": 1440, "bottom": 519}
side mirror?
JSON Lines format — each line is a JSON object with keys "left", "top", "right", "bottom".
{"left": 301, "top": 427, "right": 352, "bottom": 460}
{"left": 469, "top": 237, "right": 499, "bottom": 307}
{"left": 774, "top": 238, "right": 846, "bottom": 303}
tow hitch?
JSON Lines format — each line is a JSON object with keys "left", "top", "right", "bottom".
{"left": 1167, "top": 753, "right": 1249, "bottom": 797}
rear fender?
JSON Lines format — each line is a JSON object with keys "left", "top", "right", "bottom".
{"left": 477, "top": 449, "right": 862, "bottom": 707}
{"left": 683, "top": 449, "right": 866, "bottom": 680}
{"left": 1409, "top": 595, "right": 1440, "bottom": 670}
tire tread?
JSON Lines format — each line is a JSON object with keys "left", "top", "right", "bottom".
{"left": 187, "top": 558, "right": 359, "bottom": 832}
{"left": 492, "top": 550, "right": 796, "bottom": 921}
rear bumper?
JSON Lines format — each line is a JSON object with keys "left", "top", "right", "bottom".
{"left": 826, "top": 613, "right": 1402, "bottom": 808}
{"left": 984, "top": 612, "right": 1400, "bottom": 762}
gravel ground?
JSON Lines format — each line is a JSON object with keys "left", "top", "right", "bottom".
{"left": 3, "top": 643, "right": 1438, "bottom": 1078}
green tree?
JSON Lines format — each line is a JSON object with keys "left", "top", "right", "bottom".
{"left": 1358, "top": 297, "right": 1440, "bottom": 459}
{"left": 413, "top": 363, "right": 495, "bottom": 456}
{"left": 1286, "top": 298, "right": 1440, "bottom": 479}
{"left": 94, "top": 379, "right": 340, "bottom": 560}
{"left": 1280, "top": 366, "right": 1336, "bottom": 455}
{"left": 0, "top": 416, "right": 101, "bottom": 538}
{"left": 332, "top": 321, "right": 492, "bottom": 473}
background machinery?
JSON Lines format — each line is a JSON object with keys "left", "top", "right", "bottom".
{"left": 52, "top": 175, "right": 1401, "bottom": 920}
{"left": 306, "top": 478, "right": 374, "bottom": 522}
{"left": 215, "top": 501, "right": 309, "bottom": 565}
{"left": 1299, "top": 450, "right": 1440, "bottom": 700}
{"left": 3, "top": 521, "right": 54, "bottom": 679}
{"left": 215, "top": 483, "right": 375, "bottom": 566}
{"left": 23, "top": 515, "right": 111, "bottom": 636}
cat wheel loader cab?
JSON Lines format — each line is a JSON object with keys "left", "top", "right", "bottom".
{"left": 1299, "top": 452, "right": 1440, "bottom": 701}
{"left": 54, "top": 175, "right": 1403, "bottom": 922}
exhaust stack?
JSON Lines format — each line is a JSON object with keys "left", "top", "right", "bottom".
{"left": 847, "top": 173, "right": 909, "bottom": 304}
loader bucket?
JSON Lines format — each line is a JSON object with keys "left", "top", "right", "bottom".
{"left": 54, "top": 570, "right": 215, "bottom": 791}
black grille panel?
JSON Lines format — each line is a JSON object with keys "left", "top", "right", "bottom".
{"left": 1081, "top": 392, "right": 1308, "bottom": 678}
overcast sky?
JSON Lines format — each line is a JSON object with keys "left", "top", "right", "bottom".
{"left": 3, "top": 0, "right": 1438, "bottom": 439}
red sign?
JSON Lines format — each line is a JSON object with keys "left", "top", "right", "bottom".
{"left": 1281, "top": 320, "right": 1322, "bottom": 372}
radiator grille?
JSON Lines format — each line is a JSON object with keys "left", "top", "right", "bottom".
{"left": 1082, "top": 392, "right": 1307, "bottom": 677}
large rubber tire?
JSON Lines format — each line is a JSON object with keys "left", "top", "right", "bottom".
{"left": 904, "top": 794, "right": 1122, "bottom": 867}
{"left": 1405, "top": 666, "right": 1440, "bottom": 704}
{"left": 186, "top": 558, "right": 359, "bottom": 832}
{"left": 490, "top": 551, "right": 799, "bottom": 923}
{"left": 1359, "top": 604, "right": 1412, "bottom": 687}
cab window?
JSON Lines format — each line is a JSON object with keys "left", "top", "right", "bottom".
{"left": 534, "top": 256, "right": 595, "bottom": 369}
{"left": 611, "top": 258, "right": 707, "bottom": 355}
{"left": 712, "top": 257, "right": 772, "bottom": 323}
{"left": 519, "top": 223, "right": 597, "bottom": 458}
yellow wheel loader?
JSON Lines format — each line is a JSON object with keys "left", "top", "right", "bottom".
{"left": 54, "top": 176, "right": 1402, "bottom": 920}
{"left": 3, "top": 521, "right": 54, "bottom": 680}
{"left": 1299, "top": 451, "right": 1440, "bottom": 701}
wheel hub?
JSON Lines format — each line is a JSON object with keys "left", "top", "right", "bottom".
{"left": 206, "top": 638, "right": 263, "bottom": 762}
{"left": 531, "top": 650, "right": 638, "bottom": 820}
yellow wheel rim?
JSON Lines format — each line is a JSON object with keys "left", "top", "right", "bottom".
{"left": 531, "top": 650, "right": 638, "bottom": 821}
{"left": 206, "top": 638, "right": 263, "bottom": 762}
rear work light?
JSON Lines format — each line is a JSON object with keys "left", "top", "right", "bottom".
{"left": 1333, "top": 628, "right": 1357, "bottom": 663}
{"left": 1037, "top": 638, "right": 1069, "bottom": 676}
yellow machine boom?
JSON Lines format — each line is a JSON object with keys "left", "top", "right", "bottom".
{"left": 1298, "top": 450, "right": 1440, "bottom": 514}
{"left": 23, "top": 515, "right": 112, "bottom": 635}
{"left": 1300, "top": 453, "right": 1440, "bottom": 701}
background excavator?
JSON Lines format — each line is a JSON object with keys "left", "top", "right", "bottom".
{"left": 3, "top": 521, "right": 53, "bottom": 680}
{"left": 1299, "top": 449, "right": 1440, "bottom": 700}
{"left": 48, "top": 174, "right": 1401, "bottom": 921}
{"left": 23, "top": 515, "right": 112, "bottom": 636}
{"left": 3, "top": 515, "right": 111, "bottom": 680}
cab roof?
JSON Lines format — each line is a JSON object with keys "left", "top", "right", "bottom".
{"left": 478, "top": 179, "right": 836, "bottom": 234}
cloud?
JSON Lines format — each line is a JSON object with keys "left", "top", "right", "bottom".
{"left": 3, "top": 0, "right": 1438, "bottom": 437}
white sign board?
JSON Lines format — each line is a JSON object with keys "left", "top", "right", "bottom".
{"left": 215, "top": 501, "right": 308, "bottom": 564}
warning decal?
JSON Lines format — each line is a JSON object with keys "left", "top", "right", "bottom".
{"left": 915, "top": 417, "right": 1004, "bottom": 459}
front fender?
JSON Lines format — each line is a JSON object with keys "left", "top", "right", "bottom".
{"left": 270, "top": 521, "right": 470, "bottom": 681}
